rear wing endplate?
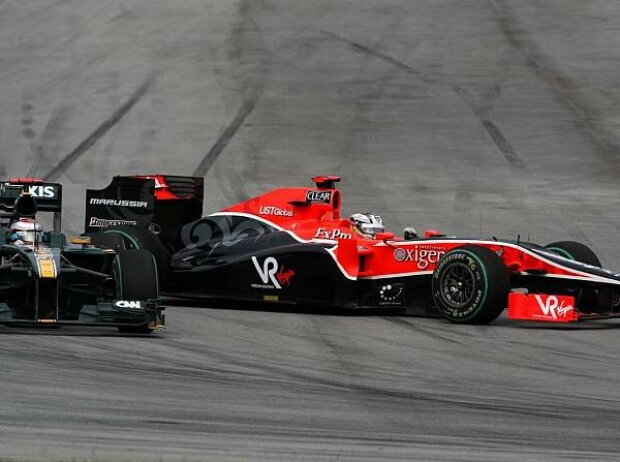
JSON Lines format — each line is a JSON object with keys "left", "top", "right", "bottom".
{"left": 85, "top": 177, "right": 156, "bottom": 233}
{"left": 85, "top": 175, "right": 204, "bottom": 250}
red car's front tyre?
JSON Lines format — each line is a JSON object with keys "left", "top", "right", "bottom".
{"left": 432, "top": 246, "right": 509, "bottom": 324}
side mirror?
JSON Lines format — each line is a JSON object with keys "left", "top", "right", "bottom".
{"left": 14, "top": 193, "right": 37, "bottom": 218}
{"left": 403, "top": 227, "right": 418, "bottom": 240}
{"left": 375, "top": 232, "right": 395, "bottom": 241}
{"left": 424, "top": 229, "right": 446, "bottom": 238}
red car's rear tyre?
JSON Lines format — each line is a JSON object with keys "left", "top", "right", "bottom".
{"left": 545, "top": 241, "right": 601, "bottom": 311}
{"left": 545, "top": 241, "right": 601, "bottom": 267}
{"left": 103, "top": 226, "right": 170, "bottom": 282}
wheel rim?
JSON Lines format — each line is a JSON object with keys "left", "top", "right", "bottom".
{"left": 439, "top": 263, "right": 476, "bottom": 309}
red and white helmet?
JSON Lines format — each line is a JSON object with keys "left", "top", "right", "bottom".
{"left": 9, "top": 218, "right": 42, "bottom": 244}
{"left": 350, "top": 213, "right": 384, "bottom": 238}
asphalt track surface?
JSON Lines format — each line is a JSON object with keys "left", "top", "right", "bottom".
{"left": 1, "top": 1, "right": 620, "bottom": 461}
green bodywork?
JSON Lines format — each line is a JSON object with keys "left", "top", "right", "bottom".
{"left": 0, "top": 230, "right": 164, "bottom": 329}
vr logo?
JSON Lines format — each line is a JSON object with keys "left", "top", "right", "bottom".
{"left": 534, "top": 295, "right": 573, "bottom": 320}
{"left": 251, "top": 256, "right": 281, "bottom": 289}
{"left": 115, "top": 300, "right": 142, "bottom": 309}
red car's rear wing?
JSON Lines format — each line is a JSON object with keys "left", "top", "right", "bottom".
{"left": 134, "top": 174, "right": 204, "bottom": 202}
{"left": 84, "top": 175, "right": 203, "bottom": 250}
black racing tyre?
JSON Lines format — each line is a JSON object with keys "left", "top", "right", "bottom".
{"left": 112, "top": 249, "right": 159, "bottom": 334}
{"left": 544, "top": 241, "right": 601, "bottom": 267}
{"left": 432, "top": 245, "right": 509, "bottom": 324}
{"left": 545, "top": 241, "right": 601, "bottom": 310}
{"left": 102, "top": 226, "right": 170, "bottom": 282}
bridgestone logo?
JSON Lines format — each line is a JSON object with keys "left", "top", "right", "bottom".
{"left": 89, "top": 217, "right": 137, "bottom": 227}
{"left": 89, "top": 198, "right": 148, "bottom": 208}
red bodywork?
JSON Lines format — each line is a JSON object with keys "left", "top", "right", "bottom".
{"left": 220, "top": 181, "right": 604, "bottom": 281}
{"left": 215, "top": 176, "right": 620, "bottom": 322}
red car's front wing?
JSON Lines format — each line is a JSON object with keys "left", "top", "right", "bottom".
{"left": 508, "top": 292, "right": 620, "bottom": 323}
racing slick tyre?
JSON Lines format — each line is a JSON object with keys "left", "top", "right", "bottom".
{"left": 544, "top": 241, "right": 601, "bottom": 267}
{"left": 545, "top": 241, "right": 601, "bottom": 311}
{"left": 432, "top": 246, "right": 509, "bottom": 324}
{"left": 102, "top": 226, "right": 170, "bottom": 282}
{"left": 112, "top": 249, "right": 159, "bottom": 334}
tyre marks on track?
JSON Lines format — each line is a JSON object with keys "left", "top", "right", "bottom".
{"left": 193, "top": 82, "right": 264, "bottom": 178}
{"left": 382, "top": 316, "right": 466, "bottom": 346}
{"left": 321, "top": 31, "right": 434, "bottom": 86}
{"left": 322, "top": 29, "right": 538, "bottom": 241}
{"left": 321, "top": 27, "right": 606, "bottom": 243}
{"left": 488, "top": 0, "right": 620, "bottom": 176}
{"left": 487, "top": 0, "right": 620, "bottom": 237}
{"left": 26, "top": 106, "right": 74, "bottom": 178}
{"left": 321, "top": 30, "right": 530, "bottom": 174}
{"left": 193, "top": 0, "right": 268, "bottom": 196}
{"left": 383, "top": 317, "right": 612, "bottom": 381}
{"left": 453, "top": 85, "right": 529, "bottom": 174}
{"left": 43, "top": 73, "right": 157, "bottom": 181}
{"left": 158, "top": 326, "right": 592, "bottom": 423}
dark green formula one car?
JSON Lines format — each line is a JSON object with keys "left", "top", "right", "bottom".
{"left": 0, "top": 178, "right": 164, "bottom": 333}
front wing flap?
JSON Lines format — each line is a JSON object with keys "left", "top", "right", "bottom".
{"left": 508, "top": 292, "right": 579, "bottom": 322}
{"left": 507, "top": 292, "right": 620, "bottom": 323}
{"left": 0, "top": 299, "right": 165, "bottom": 329}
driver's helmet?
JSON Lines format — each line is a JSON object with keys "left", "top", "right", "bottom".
{"left": 350, "top": 213, "right": 384, "bottom": 238}
{"left": 9, "top": 218, "right": 42, "bottom": 244}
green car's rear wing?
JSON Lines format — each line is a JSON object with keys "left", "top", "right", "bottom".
{"left": 0, "top": 178, "right": 63, "bottom": 231}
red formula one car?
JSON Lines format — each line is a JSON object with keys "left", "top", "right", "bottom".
{"left": 85, "top": 175, "right": 620, "bottom": 324}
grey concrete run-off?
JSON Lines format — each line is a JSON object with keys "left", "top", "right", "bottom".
{"left": 1, "top": 1, "right": 620, "bottom": 460}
